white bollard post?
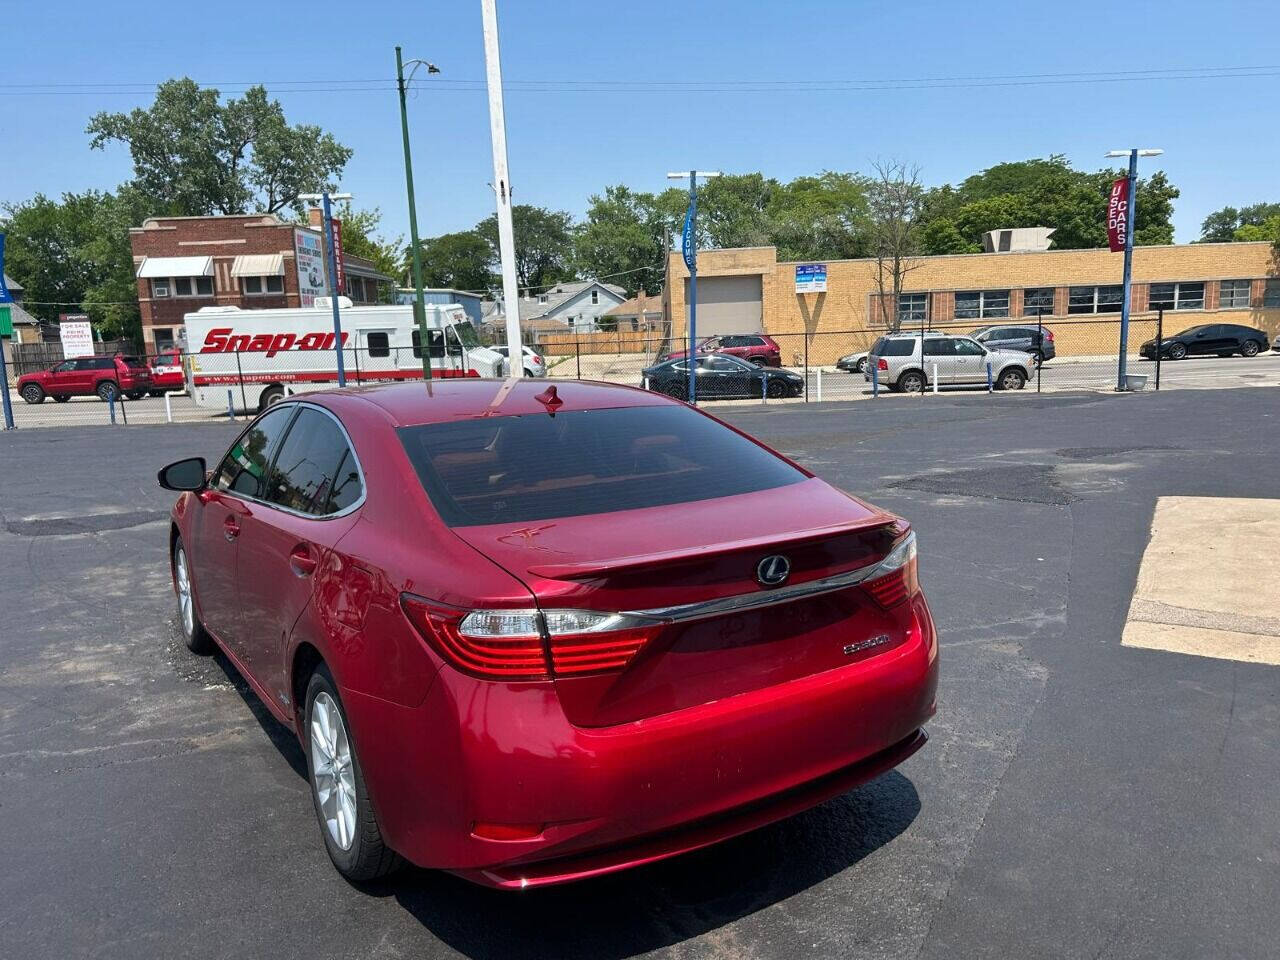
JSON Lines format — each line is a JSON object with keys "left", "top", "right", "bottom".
{"left": 816, "top": 367, "right": 823, "bottom": 402}
{"left": 933, "top": 364, "right": 939, "bottom": 394}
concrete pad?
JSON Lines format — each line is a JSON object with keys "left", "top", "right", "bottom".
{"left": 1123, "top": 496, "right": 1280, "bottom": 665}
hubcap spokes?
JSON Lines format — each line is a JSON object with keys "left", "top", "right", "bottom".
{"left": 311, "top": 692, "right": 357, "bottom": 851}
{"left": 176, "top": 550, "right": 194, "bottom": 636}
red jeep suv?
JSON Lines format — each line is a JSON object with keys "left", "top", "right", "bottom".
{"left": 17, "top": 355, "right": 153, "bottom": 404}
{"left": 663, "top": 334, "right": 782, "bottom": 367}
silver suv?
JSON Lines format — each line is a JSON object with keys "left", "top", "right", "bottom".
{"left": 865, "top": 333, "right": 1032, "bottom": 392}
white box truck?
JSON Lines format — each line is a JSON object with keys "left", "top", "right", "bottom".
{"left": 184, "top": 299, "right": 505, "bottom": 411}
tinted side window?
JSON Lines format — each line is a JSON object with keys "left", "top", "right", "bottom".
{"left": 96, "top": 358, "right": 116, "bottom": 370}
{"left": 366, "top": 332, "right": 390, "bottom": 358}
{"left": 880, "top": 339, "right": 915, "bottom": 357}
{"left": 213, "top": 407, "right": 295, "bottom": 499}
{"left": 329, "top": 452, "right": 364, "bottom": 513}
{"left": 411, "top": 329, "right": 445, "bottom": 359}
{"left": 263, "top": 408, "right": 357, "bottom": 516}
{"left": 74, "top": 359, "right": 99, "bottom": 371}
{"left": 922, "top": 338, "right": 952, "bottom": 356}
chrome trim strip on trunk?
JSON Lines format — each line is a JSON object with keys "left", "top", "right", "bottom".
{"left": 621, "top": 532, "right": 914, "bottom": 626}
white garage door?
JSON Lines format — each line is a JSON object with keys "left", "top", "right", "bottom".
{"left": 683, "top": 275, "right": 763, "bottom": 337}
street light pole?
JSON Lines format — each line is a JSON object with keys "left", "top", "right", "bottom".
{"left": 396, "top": 46, "right": 440, "bottom": 382}
{"left": 1106, "top": 147, "right": 1163, "bottom": 391}
{"left": 299, "top": 190, "right": 353, "bottom": 387}
{"left": 667, "top": 170, "right": 720, "bottom": 404}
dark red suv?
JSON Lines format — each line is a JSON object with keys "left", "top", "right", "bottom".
{"left": 663, "top": 334, "right": 782, "bottom": 367}
{"left": 17, "top": 355, "right": 153, "bottom": 404}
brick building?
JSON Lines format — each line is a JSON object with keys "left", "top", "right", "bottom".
{"left": 130, "top": 211, "right": 394, "bottom": 353}
{"left": 665, "top": 241, "right": 1280, "bottom": 363}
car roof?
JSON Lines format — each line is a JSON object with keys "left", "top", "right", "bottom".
{"left": 303, "top": 378, "right": 671, "bottom": 428}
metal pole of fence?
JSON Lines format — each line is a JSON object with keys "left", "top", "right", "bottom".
{"left": 119, "top": 391, "right": 128, "bottom": 425}
{"left": 353, "top": 346, "right": 361, "bottom": 386}
{"left": 235, "top": 351, "right": 248, "bottom": 414}
{"left": 226, "top": 389, "right": 235, "bottom": 421}
{"left": 1155, "top": 308, "right": 1163, "bottom": 391}
{"left": 1036, "top": 308, "right": 1043, "bottom": 394}
{"left": 575, "top": 340, "right": 581, "bottom": 380}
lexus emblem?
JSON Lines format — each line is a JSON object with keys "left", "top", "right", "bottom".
{"left": 756, "top": 554, "right": 791, "bottom": 588}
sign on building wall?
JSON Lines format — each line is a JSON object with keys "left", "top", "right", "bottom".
{"left": 59, "top": 319, "right": 94, "bottom": 358}
{"left": 294, "top": 229, "right": 326, "bottom": 307}
{"left": 795, "top": 263, "right": 828, "bottom": 294}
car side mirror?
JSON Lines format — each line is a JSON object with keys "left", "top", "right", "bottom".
{"left": 158, "top": 457, "right": 207, "bottom": 491}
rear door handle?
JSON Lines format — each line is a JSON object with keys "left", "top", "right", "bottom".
{"left": 289, "top": 544, "right": 319, "bottom": 578}
{"left": 223, "top": 515, "right": 241, "bottom": 541}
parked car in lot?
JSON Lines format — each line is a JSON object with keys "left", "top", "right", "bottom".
{"left": 969, "top": 324, "right": 1056, "bottom": 363}
{"left": 1139, "top": 323, "right": 1270, "bottom": 360}
{"left": 149, "top": 351, "right": 186, "bottom": 395}
{"left": 492, "top": 344, "right": 547, "bottom": 378}
{"left": 866, "top": 333, "right": 1032, "bottom": 392}
{"left": 643, "top": 353, "right": 804, "bottom": 399}
{"left": 838, "top": 332, "right": 945, "bottom": 374}
{"left": 662, "top": 333, "right": 782, "bottom": 367}
{"left": 158, "top": 381, "right": 938, "bottom": 887}
{"left": 17, "top": 354, "right": 153, "bottom": 404}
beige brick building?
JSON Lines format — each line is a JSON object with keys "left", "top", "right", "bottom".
{"left": 665, "top": 242, "right": 1280, "bottom": 363}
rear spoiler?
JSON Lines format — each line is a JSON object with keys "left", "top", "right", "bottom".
{"left": 526, "top": 513, "right": 904, "bottom": 580}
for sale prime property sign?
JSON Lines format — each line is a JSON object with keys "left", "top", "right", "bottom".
{"left": 795, "top": 263, "right": 828, "bottom": 294}
{"left": 59, "top": 319, "right": 94, "bottom": 358}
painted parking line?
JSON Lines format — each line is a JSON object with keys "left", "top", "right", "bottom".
{"left": 1123, "top": 496, "right": 1280, "bottom": 665}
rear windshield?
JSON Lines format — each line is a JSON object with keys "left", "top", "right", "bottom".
{"left": 399, "top": 405, "right": 806, "bottom": 526}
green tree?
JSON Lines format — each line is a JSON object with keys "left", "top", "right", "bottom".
{"left": 87, "top": 80, "right": 352, "bottom": 216}
{"left": 867, "top": 160, "right": 926, "bottom": 331}
{"left": 417, "top": 230, "right": 495, "bottom": 292}
{"left": 1233, "top": 215, "right": 1280, "bottom": 245}
{"left": 476, "top": 205, "right": 577, "bottom": 291}
{"left": 767, "top": 172, "right": 871, "bottom": 261}
{"left": 574, "top": 185, "right": 666, "bottom": 297}
{"left": 332, "top": 205, "right": 404, "bottom": 296}
{"left": 1199, "top": 202, "right": 1280, "bottom": 242}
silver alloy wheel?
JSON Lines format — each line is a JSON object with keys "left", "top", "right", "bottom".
{"left": 1001, "top": 370, "right": 1024, "bottom": 390}
{"left": 310, "top": 692, "right": 357, "bottom": 851}
{"left": 175, "top": 547, "right": 195, "bottom": 638}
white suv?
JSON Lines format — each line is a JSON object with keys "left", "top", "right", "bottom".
{"left": 865, "top": 333, "right": 1032, "bottom": 392}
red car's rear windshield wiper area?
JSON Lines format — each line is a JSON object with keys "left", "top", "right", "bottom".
{"left": 397, "top": 405, "right": 806, "bottom": 527}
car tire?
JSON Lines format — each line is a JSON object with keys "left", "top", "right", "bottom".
{"left": 524, "top": 368, "right": 536, "bottom": 378}
{"left": 125, "top": 390, "right": 147, "bottom": 401}
{"left": 258, "top": 385, "right": 285, "bottom": 410}
{"left": 304, "top": 665, "right": 401, "bottom": 883}
{"left": 855, "top": 357, "right": 868, "bottom": 374}
{"left": 20, "top": 383, "right": 45, "bottom": 404}
{"left": 96, "top": 380, "right": 120, "bottom": 402}
{"left": 998, "top": 368, "right": 1027, "bottom": 391}
{"left": 749, "top": 357, "right": 768, "bottom": 367}
{"left": 766, "top": 379, "right": 786, "bottom": 398}
{"left": 53, "top": 395, "right": 70, "bottom": 403}
{"left": 898, "top": 371, "right": 926, "bottom": 393}
{"left": 1240, "top": 340, "right": 1261, "bottom": 357}
{"left": 173, "top": 538, "right": 214, "bottom": 655}
{"left": 1169, "top": 343, "right": 1187, "bottom": 360}
{"left": 149, "top": 391, "right": 165, "bottom": 398}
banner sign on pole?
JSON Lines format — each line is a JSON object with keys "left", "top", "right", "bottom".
{"left": 0, "top": 233, "right": 14, "bottom": 304}
{"left": 59, "top": 320, "right": 95, "bottom": 358}
{"left": 294, "top": 228, "right": 326, "bottom": 307}
{"left": 1106, "top": 176, "right": 1128, "bottom": 253}
{"left": 331, "top": 218, "right": 346, "bottom": 295}
{"left": 795, "top": 263, "right": 828, "bottom": 294}
{"left": 681, "top": 204, "right": 696, "bottom": 270}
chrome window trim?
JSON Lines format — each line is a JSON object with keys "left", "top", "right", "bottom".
{"left": 620, "top": 532, "right": 915, "bottom": 625}
{"left": 210, "top": 401, "right": 368, "bottom": 521}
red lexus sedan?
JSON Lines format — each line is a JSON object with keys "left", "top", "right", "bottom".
{"left": 158, "top": 380, "right": 937, "bottom": 888}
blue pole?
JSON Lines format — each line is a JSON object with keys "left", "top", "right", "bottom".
{"left": 322, "top": 192, "right": 348, "bottom": 387}
{"left": 0, "top": 337, "right": 14, "bottom": 429}
{"left": 687, "top": 171, "right": 698, "bottom": 405}
{"left": 1117, "top": 148, "right": 1138, "bottom": 391}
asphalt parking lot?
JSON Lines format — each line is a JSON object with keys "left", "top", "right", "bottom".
{"left": 2, "top": 388, "right": 1278, "bottom": 959}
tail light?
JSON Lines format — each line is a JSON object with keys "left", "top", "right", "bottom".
{"left": 401, "top": 596, "right": 658, "bottom": 681}
{"left": 877, "top": 357, "right": 889, "bottom": 371}
{"left": 862, "top": 532, "right": 920, "bottom": 610}
{"left": 1046, "top": 329, "right": 1055, "bottom": 342}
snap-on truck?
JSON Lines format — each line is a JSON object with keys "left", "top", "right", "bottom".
{"left": 184, "top": 299, "right": 505, "bottom": 411}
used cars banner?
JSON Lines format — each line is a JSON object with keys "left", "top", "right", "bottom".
{"left": 1106, "top": 176, "right": 1128, "bottom": 253}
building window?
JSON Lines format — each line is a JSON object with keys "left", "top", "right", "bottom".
{"left": 174, "top": 276, "right": 214, "bottom": 297}
{"left": 1149, "top": 282, "right": 1205, "bottom": 311}
{"left": 1219, "top": 279, "right": 1252, "bottom": 309}
{"left": 591, "top": 289, "right": 600, "bottom": 305}
{"left": 151, "top": 279, "right": 170, "bottom": 298}
{"left": 538, "top": 294, "right": 548, "bottom": 304}
{"left": 154, "top": 328, "right": 175, "bottom": 351}
{"left": 1068, "top": 285, "right": 1123, "bottom": 314}
{"left": 954, "top": 289, "right": 1010, "bottom": 320}
{"left": 242, "top": 275, "right": 284, "bottom": 295}
{"left": 1023, "top": 287, "right": 1055, "bottom": 315}
{"left": 897, "top": 293, "right": 928, "bottom": 325}
{"left": 1264, "top": 280, "right": 1280, "bottom": 308}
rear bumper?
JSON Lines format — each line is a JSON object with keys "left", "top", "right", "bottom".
{"left": 342, "top": 596, "right": 938, "bottom": 888}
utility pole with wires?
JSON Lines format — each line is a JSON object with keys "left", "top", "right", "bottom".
{"left": 480, "top": 0, "right": 524, "bottom": 376}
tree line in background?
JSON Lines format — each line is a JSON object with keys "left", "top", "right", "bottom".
{"left": 2, "top": 80, "right": 1277, "bottom": 345}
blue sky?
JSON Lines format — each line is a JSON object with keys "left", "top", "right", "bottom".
{"left": 3, "top": 0, "right": 1276, "bottom": 245}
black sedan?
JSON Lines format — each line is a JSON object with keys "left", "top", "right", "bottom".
{"left": 642, "top": 353, "right": 804, "bottom": 400}
{"left": 1140, "top": 323, "right": 1270, "bottom": 360}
